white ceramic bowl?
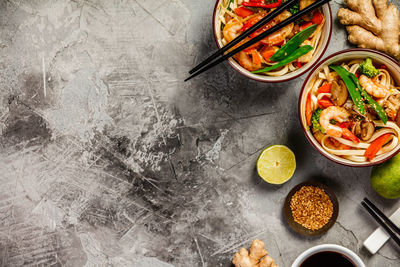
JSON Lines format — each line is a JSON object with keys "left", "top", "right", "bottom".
{"left": 291, "top": 244, "right": 366, "bottom": 267}
{"left": 212, "top": 1, "right": 332, "bottom": 83}
{"left": 299, "top": 49, "right": 400, "bottom": 167}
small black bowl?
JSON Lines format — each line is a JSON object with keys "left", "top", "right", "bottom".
{"left": 284, "top": 181, "right": 339, "bottom": 236}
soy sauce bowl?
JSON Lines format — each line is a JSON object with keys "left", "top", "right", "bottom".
{"left": 291, "top": 244, "right": 366, "bottom": 267}
{"left": 284, "top": 181, "right": 339, "bottom": 236}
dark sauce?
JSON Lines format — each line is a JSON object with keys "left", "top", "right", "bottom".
{"left": 300, "top": 251, "right": 356, "bottom": 267}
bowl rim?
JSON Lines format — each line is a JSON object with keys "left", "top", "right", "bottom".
{"left": 211, "top": 1, "right": 333, "bottom": 83}
{"left": 298, "top": 48, "right": 400, "bottom": 167}
{"left": 291, "top": 244, "right": 366, "bottom": 267}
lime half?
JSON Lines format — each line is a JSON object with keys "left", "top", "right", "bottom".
{"left": 257, "top": 145, "right": 296, "bottom": 184}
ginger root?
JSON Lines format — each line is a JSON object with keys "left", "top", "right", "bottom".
{"left": 232, "top": 239, "right": 278, "bottom": 267}
{"left": 338, "top": 0, "right": 400, "bottom": 61}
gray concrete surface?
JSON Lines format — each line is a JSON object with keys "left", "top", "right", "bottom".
{"left": 0, "top": 0, "right": 399, "bottom": 266}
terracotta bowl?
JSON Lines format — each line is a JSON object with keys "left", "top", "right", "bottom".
{"left": 212, "top": 1, "right": 332, "bottom": 83}
{"left": 299, "top": 49, "right": 400, "bottom": 167}
{"left": 284, "top": 181, "right": 339, "bottom": 236}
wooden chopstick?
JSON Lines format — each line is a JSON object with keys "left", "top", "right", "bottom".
{"left": 185, "top": 0, "right": 331, "bottom": 82}
{"left": 364, "top": 198, "right": 400, "bottom": 235}
{"left": 361, "top": 200, "right": 400, "bottom": 249}
{"left": 188, "top": 0, "right": 298, "bottom": 75}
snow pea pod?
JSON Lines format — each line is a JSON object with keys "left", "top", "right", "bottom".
{"left": 349, "top": 74, "right": 388, "bottom": 124}
{"left": 329, "top": 65, "right": 366, "bottom": 115}
{"left": 252, "top": 45, "right": 313, "bottom": 74}
{"left": 270, "top": 24, "right": 317, "bottom": 62}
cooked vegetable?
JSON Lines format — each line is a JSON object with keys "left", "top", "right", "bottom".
{"left": 312, "top": 10, "right": 324, "bottom": 24}
{"left": 253, "top": 45, "right": 313, "bottom": 73}
{"left": 270, "top": 24, "right": 317, "bottom": 62}
{"left": 234, "top": 6, "right": 254, "bottom": 18}
{"left": 358, "top": 58, "right": 380, "bottom": 78}
{"left": 284, "top": 0, "right": 300, "bottom": 14}
{"left": 349, "top": 74, "right": 388, "bottom": 124}
{"left": 311, "top": 108, "right": 325, "bottom": 133}
{"left": 318, "top": 98, "right": 334, "bottom": 108}
{"left": 306, "top": 93, "right": 313, "bottom": 126}
{"left": 329, "top": 65, "right": 366, "bottom": 115}
{"left": 364, "top": 133, "right": 393, "bottom": 161}
{"left": 317, "top": 83, "right": 332, "bottom": 94}
{"left": 330, "top": 80, "right": 348, "bottom": 106}
{"left": 243, "top": 0, "right": 283, "bottom": 9}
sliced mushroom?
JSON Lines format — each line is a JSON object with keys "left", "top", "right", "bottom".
{"left": 331, "top": 80, "right": 348, "bottom": 106}
{"left": 360, "top": 121, "right": 375, "bottom": 141}
{"left": 352, "top": 121, "right": 362, "bottom": 136}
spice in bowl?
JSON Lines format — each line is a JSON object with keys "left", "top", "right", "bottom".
{"left": 290, "top": 185, "right": 334, "bottom": 231}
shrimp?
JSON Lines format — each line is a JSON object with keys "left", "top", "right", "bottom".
{"left": 298, "top": 40, "right": 313, "bottom": 63}
{"left": 235, "top": 51, "right": 261, "bottom": 71}
{"left": 223, "top": 19, "right": 243, "bottom": 43}
{"left": 319, "top": 106, "right": 360, "bottom": 143}
{"left": 260, "top": 11, "right": 293, "bottom": 46}
{"left": 359, "top": 75, "right": 390, "bottom": 98}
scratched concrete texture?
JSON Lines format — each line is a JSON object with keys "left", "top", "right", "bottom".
{"left": 0, "top": 0, "right": 399, "bottom": 266}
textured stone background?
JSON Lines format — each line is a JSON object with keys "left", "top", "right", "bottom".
{"left": 0, "top": 0, "right": 399, "bottom": 266}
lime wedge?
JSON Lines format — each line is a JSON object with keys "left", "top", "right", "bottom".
{"left": 257, "top": 145, "right": 296, "bottom": 184}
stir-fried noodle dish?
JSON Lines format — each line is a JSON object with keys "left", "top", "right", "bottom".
{"left": 305, "top": 57, "right": 400, "bottom": 163}
{"left": 216, "top": 0, "right": 326, "bottom": 76}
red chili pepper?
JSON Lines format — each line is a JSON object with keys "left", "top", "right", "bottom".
{"left": 297, "top": 61, "right": 302, "bottom": 68}
{"left": 306, "top": 93, "right": 312, "bottom": 126}
{"left": 380, "top": 64, "right": 388, "bottom": 70}
{"left": 317, "top": 97, "right": 334, "bottom": 109}
{"left": 234, "top": 6, "right": 254, "bottom": 18}
{"left": 243, "top": 0, "right": 282, "bottom": 9}
{"left": 342, "top": 128, "right": 360, "bottom": 144}
{"left": 355, "top": 70, "right": 360, "bottom": 79}
{"left": 311, "top": 10, "right": 324, "bottom": 25}
{"left": 338, "top": 121, "right": 354, "bottom": 129}
{"left": 299, "top": 22, "right": 313, "bottom": 31}
{"left": 317, "top": 83, "right": 332, "bottom": 94}
{"left": 364, "top": 133, "right": 392, "bottom": 161}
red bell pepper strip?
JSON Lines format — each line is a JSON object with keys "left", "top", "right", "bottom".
{"left": 311, "top": 10, "right": 324, "bottom": 25}
{"left": 251, "top": 49, "right": 262, "bottom": 66}
{"left": 296, "top": 61, "right": 302, "bottom": 68}
{"left": 364, "top": 133, "right": 392, "bottom": 161}
{"left": 342, "top": 128, "right": 360, "bottom": 144}
{"left": 317, "top": 83, "right": 332, "bottom": 94}
{"left": 306, "top": 93, "right": 313, "bottom": 126}
{"left": 299, "top": 22, "right": 313, "bottom": 32}
{"left": 318, "top": 98, "right": 334, "bottom": 109}
{"left": 339, "top": 121, "right": 354, "bottom": 129}
{"left": 262, "top": 47, "right": 278, "bottom": 62}
{"left": 243, "top": 0, "right": 283, "bottom": 9}
{"left": 234, "top": 6, "right": 254, "bottom": 18}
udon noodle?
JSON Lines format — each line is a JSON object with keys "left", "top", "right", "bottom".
{"left": 306, "top": 58, "right": 400, "bottom": 163}
{"left": 215, "top": 0, "right": 325, "bottom": 76}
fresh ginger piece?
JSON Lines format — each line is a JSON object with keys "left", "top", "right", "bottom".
{"left": 338, "top": 0, "right": 400, "bottom": 61}
{"left": 232, "top": 239, "right": 278, "bottom": 267}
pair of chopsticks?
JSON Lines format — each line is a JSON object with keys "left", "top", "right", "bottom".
{"left": 185, "top": 0, "right": 332, "bottom": 82}
{"left": 361, "top": 198, "right": 400, "bottom": 249}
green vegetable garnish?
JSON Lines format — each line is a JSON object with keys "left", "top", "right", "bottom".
{"left": 253, "top": 45, "right": 313, "bottom": 73}
{"left": 329, "top": 65, "right": 366, "bottom": 115}
{"left": 358, "top": 58, "right": 380, "bottom": 78}
{"left": 349, "top": 74, "right": 388, "bottom": 124}
{"left": 312, "top": 108, "right": 325, "bottom": 133}
{"left": 330, "top": 119, "right": 337, "bottom": 125}
{"left": 270, "top": 24, "right": 317, "bottom": 62}
{"left": 284, "top": 0, "right": 299, "bottom": 14}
